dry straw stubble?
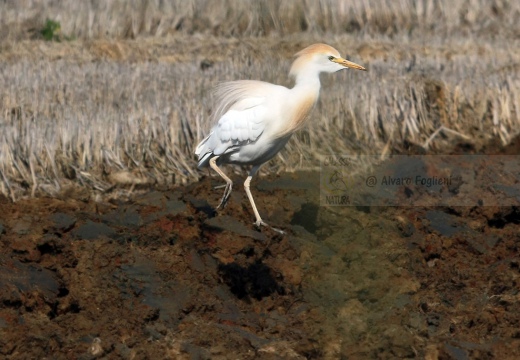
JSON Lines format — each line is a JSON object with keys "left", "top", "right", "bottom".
{"left": 0, "top": 1, "right": 519, "bottom": 200}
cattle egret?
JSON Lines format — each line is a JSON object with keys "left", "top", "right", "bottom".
{"left": 195, "top": 43, "right": 366, "bottom": 232}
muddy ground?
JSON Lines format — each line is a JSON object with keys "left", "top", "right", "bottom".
{"left": 0, "top": 137, "right": 519, "bottom": 360}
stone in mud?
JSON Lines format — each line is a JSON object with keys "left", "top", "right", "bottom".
{"left": 202, "top": 253, "right": 218, "bottom": 272}
{"left": 166, "top": 199, "right": 187, "bottom": 215}
{"left": 484, "top": 235, "right": 501, "bottom": 248}
{"left": 131, "top": 191, "right": 187, "bottom": 224}
{"left": 11, "top": 237, "right": 41, "bottom": 262}
{"left": 102, "top": 206, "right": 142, "bottom": 228}
{"left": 396, "top": 218, "right": 415, "bottom": 237}
{"left": 181, "top": 343, "right": 211, "bottom": 360}
{"left": 143, "top": 283, "right": 192, "bottom": 324}
{"left": 205, "top": 215, "right": 267, "bottom": 242}
{"left": 12, "top": 217, "right": 32, "bottom": 235}
{"left": 119, "top": 256, "right": 193, "bottom": 325}
{"left": 0, "top": 256, "right": 60, "bottom": 304}
{"left": 50, "top": 212, "right": 77, "bottom": 232}
{"left": 289, "top": 225, "right": 317, "bottom": 242}
{"left": 216, "top": 324, "right": 270, "bottom": 349}
{"left": 215, "top": 285, "right": 234, "bottom": 303}
{"left": 114, "top": 343, "right": 135, "bottom": 359}
{"left": 133, "top": 191, "right": 166, "bottom": 207}
{"left": 269, "top": 258, "right": 302, "bottom": 285}
{"left": 188, "top": 249, "right": 205, "bottom": 273}
{"left": 393, "top": 294, "right": 412, "bottom": 308}
{"left": 465, "top": 237, "right": 488, "bottom": 255}
{"left": 443, "top": 343, "right": 469, "bottom": 360}
{"left": 425, "top": 210, "right": 468, "bottom": 236}
{"left": 492, "top": 184, "right": 520, "bottom": 199}
{"left": 72, "top": 220, "right": 116, "bottom": 240}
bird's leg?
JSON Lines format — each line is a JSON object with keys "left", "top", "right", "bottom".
{"left": 244, "top": 166, "right": 285, "bottom": 234}
{"left": 244, "top": 171, "right": 263, "bottom": 225}
{"left": 209, "top": 156, "right": 233, "bottom": 209}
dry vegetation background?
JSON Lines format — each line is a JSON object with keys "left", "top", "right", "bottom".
{"left": 0, "top": 0, "right": 519, "bottom": 200}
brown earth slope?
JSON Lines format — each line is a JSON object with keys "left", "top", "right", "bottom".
{"left": 0, "top": 136, "right": 519, "bottom": 359}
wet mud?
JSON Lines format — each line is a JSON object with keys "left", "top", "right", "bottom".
{"left": 0, "top": 137, "right": 519, "bottom": 359}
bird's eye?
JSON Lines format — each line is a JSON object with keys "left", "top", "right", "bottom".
{"left": 328, "top": 56, "right": 335, "bottom": 61}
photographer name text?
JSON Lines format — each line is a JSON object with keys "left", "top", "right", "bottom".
{"left": 378, "top": 175, "right": 459, "bottom": 187}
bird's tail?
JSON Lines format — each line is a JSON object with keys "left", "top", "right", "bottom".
{"left": 194, "top": 133, "right": 213, "bottom": 169}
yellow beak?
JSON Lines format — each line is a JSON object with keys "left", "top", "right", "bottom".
{"left": 333, "top": 57, "right": 367, "bottom": 71}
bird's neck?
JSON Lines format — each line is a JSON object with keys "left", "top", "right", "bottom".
{"left": 272, "top": 75, "right": 320, "bottom": 137}
{"left": 290, "top": 73, "right": 321, "bottom": 110}
{"left": 292, "top": 72, "right": 321, "bottom": 92}
{"left": 290, "top": 74, "right": 321, "bottom": 108}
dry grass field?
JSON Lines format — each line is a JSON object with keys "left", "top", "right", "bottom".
{"left": 0, "top": 0, "right": 519, "bottom": 200}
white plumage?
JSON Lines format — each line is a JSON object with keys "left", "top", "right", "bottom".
{"left": 195, "top": 43, "right": 366, "bottom": 232}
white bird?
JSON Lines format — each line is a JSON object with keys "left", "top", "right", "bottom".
{"left": 195, "top": 43, "right": 366, "bottom": 232}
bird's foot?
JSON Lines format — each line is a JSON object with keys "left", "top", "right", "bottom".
{"left": 216, "top": 182, "right": 233, "bottom": 210}
{"left": 254, "top": 220, "right": 285, "bottom": 235}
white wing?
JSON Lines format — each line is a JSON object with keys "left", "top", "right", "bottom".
{"left": 195, "top": 80, "right": 286, "bottom": 168}
{"left": 217, "top": 99, "right": 266, "bottom": 142}
{"left": 195, "top": 98, "right": 267, "bottom": 167}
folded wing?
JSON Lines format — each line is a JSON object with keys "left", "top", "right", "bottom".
{"left": 195, "top": 80, "right": 280, "bottom": 168}
{"left": 195, "top": 98, "right": 267, "bottom": 168}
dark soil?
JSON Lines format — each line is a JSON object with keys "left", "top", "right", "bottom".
{"left": 0, "top": 137, "right": 519, "bottom": 359}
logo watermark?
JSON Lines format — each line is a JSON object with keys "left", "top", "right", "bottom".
{"left": 320, "top": 155, "right": 520, "bottom": 206}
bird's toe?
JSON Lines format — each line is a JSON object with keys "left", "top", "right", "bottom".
{"left": 254, "top": 220, "right": 285, "bottom": 235}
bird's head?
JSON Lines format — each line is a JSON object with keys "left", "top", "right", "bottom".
{"left": 289, "top": 43, "right": 366, "bottom": 81}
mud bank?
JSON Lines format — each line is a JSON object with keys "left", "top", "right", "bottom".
{"left": 1, "top": 138, "right": 519, "bottom": 359}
